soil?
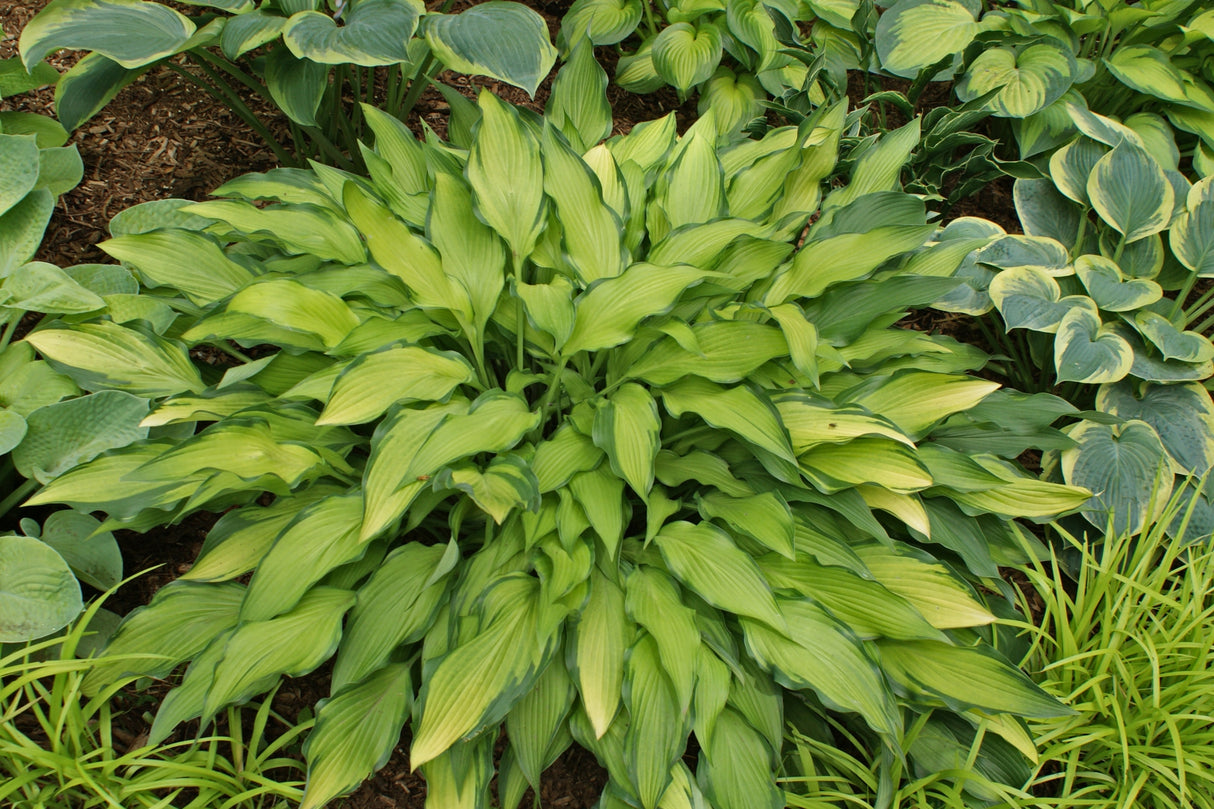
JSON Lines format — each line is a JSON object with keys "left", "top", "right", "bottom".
{"left": 2, "top": 1, "right": 1019, "bottom": 806}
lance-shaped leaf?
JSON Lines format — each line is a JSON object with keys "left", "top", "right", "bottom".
{"left": 799, "top": 438, "right": 933, "bottom": 495}
{"left": 874, "top": 0, "right": 977, "bottom": 79}
{"left": 1061, "top": 419, "right": 1172, "bottom": 534}
{"left": 264, "top": 47, "right": 328, "bottom": 127}
{"left": 127, "top": 421, "right": 322, "bottom": 487}
{"left": 424, "top": 2, "right": 557, "bottom": 97}
{"left": 629, "top": 320, "right": 788, "bottom": 386}
{"left": 1087, "top": 139, "right": 1174, "bottom": 243}
{"left": 988, "top": 266, "right": 1094, "bottom": 333}
{"left": 774, "top": 394, "right": 913, "bottom": 454}
{"left": 624, "top": 566, "right": 698, "bottom": 714}
{"left": 429, "top": 171, "right": 506, "bottom": 333}
{"left": 468, "top": 90, "right": 546, "bottom": 258}
{"left": 1054, "top": 307, "right": 1133, "bottom": 384}
{"left": 956, "top": 42, "right": 1077, "bottom": 118}
{"left": 1105, "top": 45, "right": 1189, "bottom": 104}
{"left": 624, "top": 634, "right": 687, "bottom": 809}
{"left": 852, "top": 542, "right": 995, "bottom": 630}
{"left": 318, "top": 346, "right": 475, "bottom": 426}
{"left": 839, "top": 372, "right": 1000, "bottom": 440}
{"left": 506, "top": 646, "right": 575, "bottom": 790}
{"left": 568, "top": 463, "right": 626, "bottom": 556}
{"left": 742, "top": 597, "right": 901, "bottom": 739}
{"left": 532, "top": 424, "right": 603, "bottom": 492}
{"left": 1074, "top": 254, "right": 1161, "bottom": 311}
{"left": 877, "top": 639, "right": 1070, "bottom": 718}
{"left": 411, "top": 575, "right": 557, "bottom": 767}
{"left": 0, "top": 188, "right": 54, "bottom": 274}
{"left": 13, "top": 390, "right": 148, "bottom": 483}
{"left": 541, "top": 124, "right": 628, "bottom": 284}
{"left": 2, "top": 260, "right": 102, "bottom": 314}
{"left": 655, "top": 521, "right": 784, "bottom": 631}
{"left": 1098, "top": 381, "right": 1214, "bottom": 475}
{"left": 659, "top": 126, "right": 724, "bottom": 232}
{"left": 20, "top": 0, "right": 195, "bottom": 71}
{"left": 697, "top": 707, "right": 782, "bottom": 809}
{"left": 547, "top": 36, "right": 612, "bottom": 152}
{"left": 101, "top": 230, "right": 255, "bottom": 305}
{"left": 651, "top": 21, "right": 722, "bottom": 92}
{"left": 225, "top": 279, "right": 360, "bottom": 350}
{"left": 82, "top": 580, "right": 245, "bottom": 693}
{"left": 0, "top": 535, "right": 81, "bottom": 643}
{"left": 562, "top": 0, "right": 643, "bottom": 45}
{"left": 517, "top": 278, "right": 577, "bottom": 347}
{"left": 569, "top": 569, "right": 631, "bottom": 738}
{"left": 660, "top": 378, "right": 796, "bottom": 464}
{"left": 1171, "top": 178, "right": 1214, "bottom": 276}
{"left": 698, "top": 491, "right": 794, "bottom": 559}
{"left": 593, "top": 382, "right": 660, "bottom": 498}
{"left": 765, "top": 225, "right": 936, "bottom": 303}
{"left": 563, "top": 263, "right": 704, "bottom": 354}
{"left": 434, "top": 454, "right": 541, "bottom": 524}
{"left": 283, "top": 0, "right": 418, "bottom": 66}
{"left": 183, "top": 199, "right": 365, "bottom": 264}
{"left": 0, "top": 134, "right": 39, "bottom": 218}
{"left": 27, "top": 320, "right": 204, "bottom": 397}
{"left": 25, "top": 440, "right": 195, "bottom": 518}
{"left": 300, "top": 663, "right": 413, "bottom": 809}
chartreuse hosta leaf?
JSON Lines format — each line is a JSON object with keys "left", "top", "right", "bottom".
{"left": 956, "top": 41, "right": 1078, "bottom": 118}
{"left": 53, "top": 90, "right": 1089, "bottom": 806}
{"left": 651, "top": 21, "right": 723, "bottom": 93}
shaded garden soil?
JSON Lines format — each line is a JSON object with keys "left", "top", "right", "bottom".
{"left": 3, "top": 1, "right": 1017, "bottom": 805}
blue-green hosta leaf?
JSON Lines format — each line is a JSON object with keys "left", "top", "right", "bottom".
{"left": 20, "top": 0, "right": 195, "bottom": 71}
{"left": 317, "top": 346, "right": 474, "bottom": 426}
{"left": 988, "top": 265, "right": 1094, "bottom": 333}
{"left": 1014, "top": 90, "right": 1083, "bottom": 159}
{"left": 220, "top": 9, "right": 288, "bottom": 59}
{"left": 1087, "top": 139, "right": 1174, "bottom": 243}
{"left": 593, "top": 382, "right": 660, "bottom": 498}
{"left": 874, "top": 0, "right": 977, "bottom": 79}
{"left": 183, "top": 199, "right": 365, "bottom": 264}
{"left": 1171, "top": 178, "right": 1214, "bottom": 276}
{"left": 1074, "top": 254, "right": 1162, "bottom": 311}
{"left": 651, "top": 21, "right": 722, "bottom": 93}
{"left": 36, "top": 510, "right": 122, "bottom": 591}
{"left": 107, "top": 198, "right": 214, "bottom": 236}
{"left": 1048, "top": 136, "right": 1108, "bottom": 208}
{"left": 1133, "top": 310, "right": 1214, "bottom": 364}
{"left": 0, "top": 409, "right": 26, "bottom": 454}
{"left": 1105, "top": 321, "right": 1214, "bottom": 383}
{"left": 300, "top": 663, "right": 413, "bottom": 809}
{"left": 0, "top": 535, "right": 82, "bottom": 643}
{"left": 0, "top": 187, "right": 54, "bottom": 274}
{"left": 264, "top": 47, "right": 328, "bottom": 127}
{"left": 0, "top": 56, "right": 60, "bottom": 97}
{"left": 27, "top": 321, "right": 203, "bottom": 397}
{"left": 561, "top": 0, "right": 642, "bottom": 46}
{"left": 654, "top": 521, "right": 784, "bottom": 631}
{"left": 1105, "top": 45, "right": 1189, "bottom": 104}
{"left": 1061, "top": 419, "right": 1172, "bottom": 534}
{"left": 546, "top": 36, "right": 611, "bottom": 153}
{"left": 53, "top": 53, "right": 148, "bottom": 132}
{"left": 0, "top": 134, "right": 41, "bottom": 218}
{"left": 13, "top": 390, "right": 148, "bottom": 484}
{"left": 742, "top": 598, "right": 901, "bottom": 738}
{"left": 563, "top": 263, "right": 704, "bottom": 354}
{"left": 956, "top": 41, "right": 1077, "bottom": 118}
{"left": 411, "top": 575, "right": 557, "bottom": 766}
{"left": 877, "top": 640, "right": 1069, "bottom": 718}
{"left": 977, "top": 234, "right": 1070, "bottom": 276}
{"left": 1098, "top": 381, "right": 1214, "bottom": 475}
{"left": 2, "top": 261, "right": 105, "bottom": 314}
{"left": 0, "top": 111, "right": 67, "bottom": 149}
{"left": 283, "top": 0, "right": 418, "bottom": 66}
{"left": 35, "top": 144, "right": 83, "bottom": 196}
{"left": 1054, "top": 307, "right": 1133, "bottom": 384}
{"left": 101, "top": 230, "right": 255, "bottom": 305}
{"left": 424, "top": 2, "right": 557, "bottom": 97}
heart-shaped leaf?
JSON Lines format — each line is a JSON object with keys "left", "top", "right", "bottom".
{"left": 1048, "top": 136, "right": 1108, "bottom": 207}
{"left": 1087, "top": 139, "right": 1174, "bottom": 243}
{"left": 988, "top": 266, "right": 1093, "bottom": 333}
{"left": 264, "top": 46, "right": 329, "bottom": 127}
{"left": 957, "top": 41, "right": 1077, "bottom": 118}
{"left": 20, "top": 0, "right": 195, "bottom": 71}
{"left": 1061, "top": 419, "right": 1172, "bottom": 534}
{"left": 651, "top": 21, "right": 723, "bottom": 93}
{"left": 13, "top": 390, "right": 149, "bottom": 483}
{"left": 0, "top": 535, "right": 82, "bottom": 642}
{"left": 1054, "top": 307, "right": 1133, "bottom": 384}
{"left": 1133, "top": 310, "right": 1214, "bottom": 363}
{"left": 561, "top": 0, "right": 643, "bottom": 46}
{"left": 1098, "top": 381, "right": 1214, "bottom": 475}
{"left": 283, "top": 0, "right": 418, "bottom": 66}
{"left": 0, "top": 134, "right": 40, "bottom": 218}
{"left": 1170, "top": 178, "right": 1214, "bottom": 277}
{"left": 1013, "top": 90, "right": 1083, "bottom": 159}
{"left": 1013, "top": 177, "right": 1084, "bottom": 247}
{"left": 875, "top": 0, "right": 977, "bottom": 79}
{"left": 38, "top": 509, "right": 123, "bottom": 591}
{"left": 1073, "top": 254, "right": 1162, "bottom": 311}
{"left": 977, "top": 234, "right": 1070, "bottom": 275}
{"left": 0, "top": 409, "right": 27, "bottom": 455}
{"left": 425, "top": 2, "right": 558, "bottom": 97}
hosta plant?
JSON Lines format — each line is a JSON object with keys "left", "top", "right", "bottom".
{"left": 872, "top": 0, "right": 1214, "bottom": 168}
{"left": 27, "top": 93, "right": 1088, "bottom": 809}
{"left": 18, "top": 0, "right": 557, "bottom": 169}
{"left": 932, "top": 104, "right": 1214, "bottom": 540}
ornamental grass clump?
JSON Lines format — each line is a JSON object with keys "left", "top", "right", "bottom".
{"left": 23, "top": 86, "right": 1089, "bottom": 808}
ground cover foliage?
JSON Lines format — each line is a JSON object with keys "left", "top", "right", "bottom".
{"left": 2, "top": 0, "right": 1214, "bottom": 807}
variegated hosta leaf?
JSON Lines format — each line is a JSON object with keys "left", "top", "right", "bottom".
{"left": 468, "top": 90, "right": 546, "bottom": 259}
{"left": 956, "top": 41, "right": 1077, "bottom": 118}
{"left": 317, "top": 346, "right": 474, "bottom": 426}
{"left": 1104, "top": 45, "right": 1189, "bottom": 104}
{"left": 424, "top": 2, "right": 558, "bottom": 97}
{"left": 1098, "top": 381, "right": 1214, "bottom": 475}
{"left": 1061, "top": 419, "right": 1172, "bottom": 534}
{"left": 20, "top": 0, "right": 195, "bottom": 71}
{"left": 976, "top": 235, "right": 1070, "bottom": 276}
{"left": 593, "top": 382, "right": 660, "bottom": 497}
{"left": 1133, "top": 311, "right": 1214, "bottom": 364}
{"left": 1054, "top": 307, "right": 1134, "bottom": 384}
{"left": 697, "top": 708, "right": 782, "bottom": 809}
{"left": 561, "top": 0, "right": 643, "bottom": 46}
{"left": 1073, "top": 254, "right": 1162, "bottom": 312}
{"left": 283, "top": 0, "right": 418, "bottom": 66}
{"left": 874, "top": 0, "right": 977, "bottom": 79}
{"left": 546, "top": 36, "right": 612, "bottom": 153}
{"left": 624, "top": 634, "right": 686, "bottom": 809}
{"left": 651, "top": 21, "right": 723, "bottom": 93}
{"left": 1086, "top": 139, "right": 1174, "bottom": 243}
{"left": 988, "top": 266, "right": 1093, "bottom": 334}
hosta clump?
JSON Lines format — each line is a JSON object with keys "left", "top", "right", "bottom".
{"left": 932, "top": 104, "right": 1214, "bottom": 541}
{"left": 28, "top": 93, "right": 1086, "bottom": 808}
